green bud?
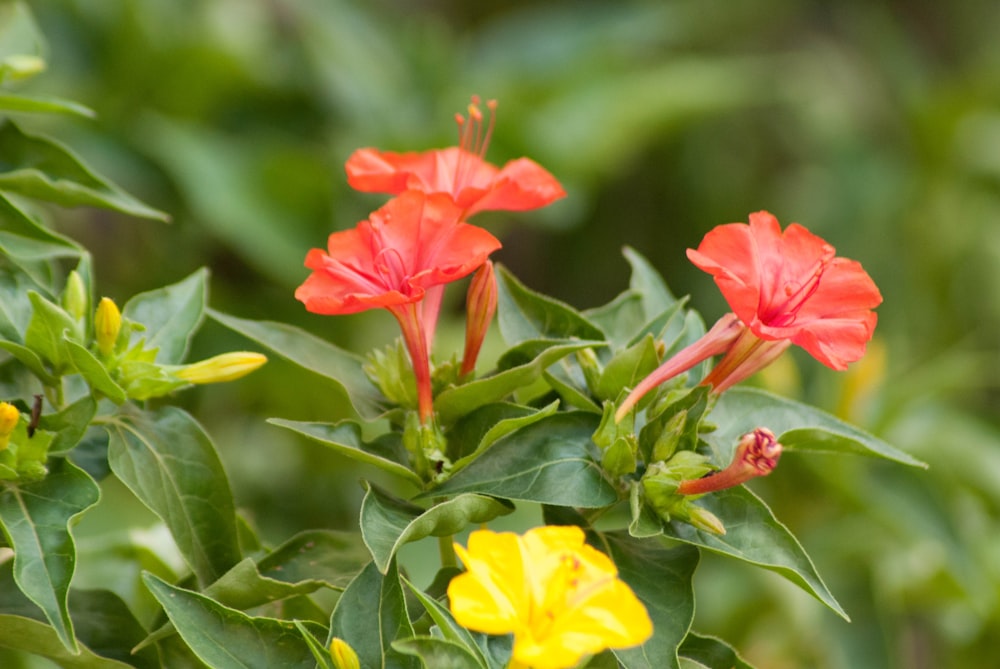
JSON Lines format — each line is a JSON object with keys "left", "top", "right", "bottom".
{"left": 649, "top": 408, "right": 687, "bottom": 462}
{"left": 576, "top": 347, "right": 602, "bottom": 394}
{"left": 364, "top": 339, "right": 418, "bottom": 410}
{"left": 62, "top": 271, "right": 89, "bottom": 321}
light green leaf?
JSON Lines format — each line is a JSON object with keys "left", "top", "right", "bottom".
{"left": 624, "top": 246, "right": 679, "bottom": 322}
{"left": 0, "top": 340, "right": 56, "bottom": 384}
{"left": 0, "top": 121, "right": 169, "bottom": 221}
{"left": 123, "top": 268, "right": 207, "bottom": 364}
{"left": 64, "top": 338, "right": 127, "bottom": 404}
{"left": 393, "top": 637, "right": 485, "bottom": 668}
{"left": 0, "top": 615, "right": 137, "bottom": 668}
{"left": 423, "top": 412, "right": 617, "bottom": 508}
{"left": 268, "top": 418, "right": 421, "bottom": 486}
{"left": 496, "top": 264, "right": 605, "bottom": 345}
{"left": 435, "top": 339, "right": 601, "bottom": 424}
{"left": 679, "top": 632, "right": 756, "bottom": 669}
{"left": 360, "top": 483, "right": 514, "bottom": 574}
{"left": 329, "top": 560, "right": 420, "bottom": 669}
{"left": 0, "top": 93, "right": 95, "bottom": 117}
{"left": 25, "top": 290, "right": 77, "bottom": 370}
{"left": 106, "top": 406, "right": 241, "bottom": 587}
{"left": 584, "top": 290, "right": 647, "bottom": 351}
{"left": 0, "top": 457, "right": 100, "bottom": 652}
{"left": 402, "top": 577, "right": 494, "bottom": 669}
{"left": 709, "top": 387, "right": 925, "bottom": 467}
{"left": 594, "top": 334, "right": 660, "bottom": 402}
{"left": 210, "top": 309, "right": 386, "bottom": 419}
{"left": 40, "top": 394, "right": 97, "bottom": 455}
{"left": 142, "top": 573, "right": 317, "bottom": 669}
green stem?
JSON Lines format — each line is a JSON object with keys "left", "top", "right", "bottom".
{"left": 437, "top": 533, "right": 457, "bottom": 569}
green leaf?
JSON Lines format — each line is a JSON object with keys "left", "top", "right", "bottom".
{"left": 584, "top": 291, "right": 647, "bottom": 351}
{"left": 642, "top": 485, "right": 847, "bottom": 619}
{"left": 361, "top": 483, "right": 514, "bottom": 573}
{"left": 0, "top": 264, "right": 45, "bottom": 341}
{"left": 402, "top": 577, "right": 496, "bottom": 669}
{"left": 435, "top": 339, "right": 601, "bottom": 424}
{"left": 0, "top": 121, "right": 169, "bottom": 220}
{"left": 678, "top": 632, "right": 756, "bottom": 669}
{"left": 605, "top": 534, "right": 699, "bottom": 669}
{"left": 709, "top": 387, "right": 925, "bottom": 467}
{"left": 0, "top": 192, "right": 82, "bottom": 261}
{"left": 106, "top": 406, "right": 241, "bottom": 587}
{"left": 209, "top": 309, "right": 386, "bottom": 419}
{"left": 0, "top": 457, "right": 100, "bottom": 652}
{"left": 594, "top": 334, "right": 660, "bottom": 402}
{"left": 0, "top": 93, "right": 96, "bottom": 117}
{"left": 0, "top": 340, "right": 56, "bottom": 384}
{"left": 0, "top": 615, "right": 138, "bottom": 668}
{"left": 64, "top": 338, "right": 127, "bottom": 404}
{"left": 122, "top": 268, "right": 207, "bottom": 364}
{"left": 393, "top": 637, "right": 486, "bottom": 668}
{"left": 329, "top": 560, "right": 420, "bottom": 669}
{"left": 69, "top": 589, "right": 161, "bottom": 669}
{"left": 495, "top": 264, "right": 605, "bottom": 345}
{"left": 268, "top": 418, "right": 422, "bottom": 486}
{"left": 142, "top": 573, "right": 317, "bottom": 669}
{"left": 25, "top": 290, "right": 78, "bottom": 370}
{"left": 623, "top": 246, "right": 679, "bottom": 322}
{"left": 42, "top": 395, "right": 98, "bottom": 455}
{"left": 448, "top": 401, "right": 561, "bottom": 471}
{"left": 423, "top": 412, "right": 617, "bottom": 508}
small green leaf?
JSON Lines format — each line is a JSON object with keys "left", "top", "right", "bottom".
{"left": 495, "top": 264, "right": 605, "bottom": 345}
{"left": 0, "top": 93, "right": 96, "bottom": 117}
{"left": 679, "top": 632, "right": 757, "bottom": 669}
{"left": 69, "top": 589, "right": 161, "bottom": 669}
{"left": 329, "top": 560, "right": 420, "bottom": 669}
{"left": 361, "top": 483, "right": 514, "bottom": 573}
{"left": 0, "top": 339, "right": 56, "bottom": 384}
{"left": 393, "top": 637, "right": 485, "bottom": 668}
{"left": 0, "top": 615, "right": 137, "bottom": 668}
{"left": 594, "top": 334, "right": 660, "bottom": 402}
{"left": 210, "top": 309, "right": 386, "bottom": 419}
{"left": 423, "top": 412, "right": 617, "bottom": 508}
{"left": 268, "top": 419, "right": 422, "bottom": 486}
{"left": 64, "top": 338, "right": 127, "bottom": 404}
{"left": 402, "top": 577, "right": 495, "bottom": 669}
{"left": 25, "top": 290, "right": 77, "bottom": 370}
{"left": 142, "top": 573, "right": 317, "bottom": 669}
{"left": 0, "top": 457, "right": 100, "bottom": 652}
{"left": 448, "top": 401, "right": 561, "bottom": 472}
{"left": 709, "top": 387, "right": 925, "bottom": 467}
{"left": 624, "top": 246, "right": 679, "bottom": 321}
{"left": 584, "top": 291, "right": 647, "bottom": 351}
{"left": 0, "top": 121, "right": 169, "bottom": 221}
{"left": 106, "top": 406, "right": 241, "bottom": 587}
{"left": 436, "top": 339, "right": 599, "bottom": 424}
{"left": 122, "top": 269, "right": 207, "bottom": 364}
{"left": 42, "top": 395, "right": 98, "bottom": 455}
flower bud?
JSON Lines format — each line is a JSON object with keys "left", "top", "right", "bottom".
{"left": 95, "top": 297, "right": 122, "bottom": 357}
{"left": 2, "top": 54, "right": 46, "bottom": 82}
{"left": 0, "top": 402, "right": 20, "bottom": 451}
{"left": 62, "top": 271, "right": 89, "bottom": 321}
{"left": 677, "top": 428, "right": 782, "bottom": 495}
{"left": 460, "top": 261, "right": 497, "bottom": 377}
{"left": 174, "top": 352, "right": 267, "bottom": 384}
{"left": 329, "top": 638, "right": 360, "bottom": 669}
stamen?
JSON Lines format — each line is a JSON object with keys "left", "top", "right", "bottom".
{"left": 762, "top": 247, "right": 835, "bottom": 326}
{"left": 374, "top": 247, "right": 409, "bottom": 294}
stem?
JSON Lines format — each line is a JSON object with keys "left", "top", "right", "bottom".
{"left": 437, "top": 532, "right": 457, "bottom": 569}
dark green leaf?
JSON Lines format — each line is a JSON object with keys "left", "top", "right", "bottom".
{"left": 143, "top": 573, "right": 316, "bottom": 669}
{"left": 679, "top": 632, "right": 756, "bottom": 669}
{"left": 0, "top": 457, "right": 100, "bottom": 652}
{"left": 624, "top": 246, "right": 679, "bottom": 321}
{"left": 0, "top": 121, "right": 169, "bottom": 220}
{"left": 402, "top": 577, "right": 495, "bottom": 669}
{"left": 268, "top": 418, "right": 421, "bottom": 486}
{"left": 106, "top": 406, "right": 241, "bottom": 586}
{"left": 209, "top": 309, "right": 386, "bottom": 419}
{"left": 435, "top": 339, "right": 601, "bottom": 425}
{"left": 64, "top": 338, "right": 127, "bottom": 404}
{"left": 584, "top": 290, "right": 647, "bottom": 351}
{"left": 709, "top": 387, "right": 925, "bottom": 467}
{"left": 393, "top": 637, "right": 485, "bottom": 668}
{"left": 448, "top": 401, "right": 560, "bottom": 471}
{"left": 329, "top": 560, "right": 420, "bottom": 669}
{"left": 41, "top": 394, "right": 97, "bottom": 455}
{"left": 0, "top": 615, "right": 137, "bottom": 668}
{"left": 594, "top": 334, "right": 660, "bottom": 402}
{"left": 495, "top": 264, "right": 605, "bottom": 345}
{"left": 123, "top": 269, "right": 207, "bottom": 364}
{"left": 70, "top": 589, "right": 160, "bottom": 669}
{"left": 361, "top": 483, "right": 514, "bottom": 573}
{"left": 423, "top": 412, "right": 617, "bottom": 508}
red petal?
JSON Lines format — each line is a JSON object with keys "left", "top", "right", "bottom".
{"left": 466, "top": 158, "right": 566, "bottom": 215}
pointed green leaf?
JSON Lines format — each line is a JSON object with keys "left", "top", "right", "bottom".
{"left": 294, "top": 620, "right": 335, "bottom": 669}
{"left": 361, "top": 483, "right": 514, "bottom": 573}
{"left": 0, "top": 457, "right": 100, "bottom": 652}
{"left": 448, "top": 401, "right": 561, "bottom": 472}
{"left": 209, "top": 309, "right": 386, "bottom": 419}
{"left": 649, "top": 485, "right": 847, "bottom": 619}
{"left": 25, "top": 290, "right": 77, "bottom": 370}
{"left": 435, "top": 340, "right": 600, "bottom": 424}
{"left": 69, "top": 588, "right": 161, "bottom": 669}
{"left": 709, "top": 387, "right": 925, "bottom": 467}
{"left": 329, "top": 560, "right": 420, "bottom": 669}
{"left": 0, "top": 121, "right": 169, "bottom": 221}
{"left": 605, "top": 534, "right": 699, "bottom": 669}
{"left": 542, "top": 366, "right": 602, "bottom": 412}
{"left": 0, "top": 93, "right": 95, "bottom": 117}
{"left": 268, "top": 418, "right": 421, "bottom": 486}
{"left": 64, "top": 338, "right": 127, "bottom": 404}
{"left": 679, "top": 632, "right": 756, "bottom": 669}
{"left": 402, "top": 577, "right": 494, "bottom": 669}
{"left": 0, "top": 264, "right": 44, "bottom": 341}
{"left": 584, "top": 291, "right": 647, "bottom": 351}
{"left": 0, "top": 615, "right": 137, "bottom": 668}
{"left": 496, "top": 264, "right": 605, "bottom": 345}
{"left": 123, "top": 269, "right": 207, "bottom": 364}
{"left": 106, "top": 406, "right": 241, "bottom": 586}
{"left": 393, "top": 637, "right": 485, "bottom": 668}
{"left": 624, "top": 246, "right": 679, "bottom": 321}
{"left": 42, "top": 395, "right": 98, "bottom": 455}
{"left": 142, "top": 573, "right": 317, "bottom": 669}
{"left": 594, "top": 334, "right": 660, "bottom": 402}
{"left": 0, "top": 192, "right": 82, "bottom": 264}
{"left": 0, "top": 340, "right": 56, "bottom": 384}
{"left": 423, "top": 412, "right": 617, "bottom": 508}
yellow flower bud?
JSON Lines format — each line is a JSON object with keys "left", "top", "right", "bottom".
{"left": 0, "top": 402, "right": 21, "bottom": 451}
{"left": 174, "top": 352, "right": 267, "bottom": 384}
{"left": 329, "top": 638, "right": 360, "bottom": 669}
{"left": 95, "top": 297, "right": 122, "bottom": 357}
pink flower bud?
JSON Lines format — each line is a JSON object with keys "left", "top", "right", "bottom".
{"left": 460, "top": 261, "right": 497, "bottom": 377}
{"left": 676, "top": 428, "right": 783, "bottom": 495}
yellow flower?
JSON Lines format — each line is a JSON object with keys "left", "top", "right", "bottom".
{"left": 95, "top": 297, "right": 122, "bottom": 356}
{"left": 448, "top": 526, "right": 652, "bottom": 669}
{"left": 0, "top": 402, "right": 19, "bottom": 451}
{"left": 329, "top": 637, "right": 360, "bottom": 669}
{"left": 173, "top": 352, "right": 267, "bottom": 384}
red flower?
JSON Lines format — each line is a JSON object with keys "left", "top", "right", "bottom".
{"left": 296, "top": 191, "right": 501, "bottom": 421}
{"left": 345, "top": 97, "right": 565, "bottom": 217}
{"left": 687, "top": 211, "right": 881, "bottom": 371}
{"left": 616, "top": 212, "right": 881, "bottom": 421}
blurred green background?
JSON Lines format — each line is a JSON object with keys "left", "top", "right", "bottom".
{"left": 11, "top": 0, "right": 1000, "bottom": 667}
